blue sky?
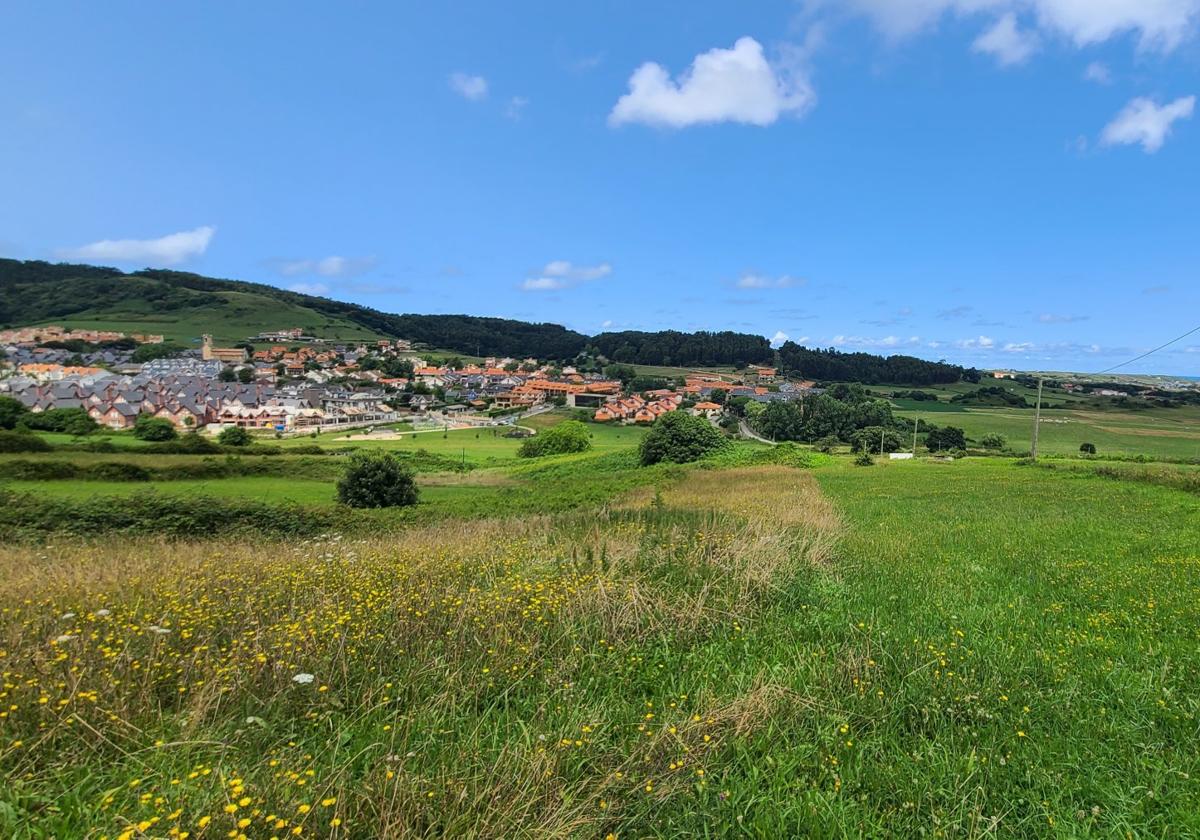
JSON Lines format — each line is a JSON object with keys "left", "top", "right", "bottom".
{"left": 3, "top": 1, "right": 1199, "bottom": 374}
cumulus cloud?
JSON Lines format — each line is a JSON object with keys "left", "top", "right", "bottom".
{"left": 736, "top": 272, "right": 803, "bottom": 289}
{"left": 449, "top": 72, "right": 488, "bottom": 101}
{"left": 955, "top": 335, "right": 996, "bottom": 349}
{"left": 60, "top": 225, "right": 214, "bottom": 266}
{"left": 278, "top": 256, "right": 377, "bottom": 278}
{"left": 1100, "top": 95, "right": 1195, "bottom": 153}
{"left": 1083, "top": 61, "right": 1111, "bottom": 83}
{"left": 806, "top": 0, "right": 1200, "bottom": 51}
{"left": 972, "top": 13, "right": 1039, "bottom": 66}
{"left": 770, "top": 330, "right": 790, "bottom": 347}
{"left": 609, "top": 37, "right": 816, "bottom": 128}
{"left": 521, "top": 260, "right": 612, "bottom": 292}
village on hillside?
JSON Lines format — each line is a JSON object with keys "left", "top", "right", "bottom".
{"left": 0, "top": 325, "right": 820, "bottom": 436}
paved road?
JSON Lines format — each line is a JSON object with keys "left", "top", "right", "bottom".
{"left": 739, "top": 419, "right": 777, "bottom": 446}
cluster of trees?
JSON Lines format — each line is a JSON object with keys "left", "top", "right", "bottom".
{"left": 639, "top": 412, "right": 729, "bottom": 465}
{"left": 776, "top": 343, "right": 972, "bottom": 385}
{"left": 336, "top": 451, "right": 419, "bottom": 508}
{"left": 950, "top": 387, "right": 1030, "bottom": 408}
{"left": 0, "top": 396, "right": 98, "bottom": 436}
{"left": 517, "top": 420, "right": 593, "bottom": 458}
{"left": 590, "top": 330, "right": 772, "bottom": 368}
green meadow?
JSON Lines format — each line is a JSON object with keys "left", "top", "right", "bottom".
{"left": 3, "top": 411, "right": 1200, "bottom": 837}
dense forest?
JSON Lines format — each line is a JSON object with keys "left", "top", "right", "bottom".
{"left": 776, "top": 342, "right": 971, "bottom": 386}
{"left": 589, "top": 330, "right": 773, "bottom": 367}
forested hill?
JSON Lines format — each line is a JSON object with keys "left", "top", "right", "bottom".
{"left": 0, "top": 259, "right": 586, "bottom": 358}
{"left": 1, "top": 259, "right": 970, "bottom": 382}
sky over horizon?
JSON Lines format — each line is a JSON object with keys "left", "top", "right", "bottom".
{"left": 3, "top": 2, "right": 1199, "bottom": 375}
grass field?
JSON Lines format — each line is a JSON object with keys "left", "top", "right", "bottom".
{"left": 3, "top": 452, "right": 1200, "bottom": 836}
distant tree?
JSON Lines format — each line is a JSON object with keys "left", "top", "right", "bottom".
{"left": 925, "top": 425, "right": 966, "bottom": 452}
{"left": 218, "top": 426, "right": 253, "bottom": 446}
{"left": 814, "top": 434, "right": 841, "bottom": 453}
{"left": 981, "top": 433, "right": 1007, "bottom": 450}
{"left": 628, "top": 375, "right": 668, "bottom": 393}
{"left": 218, "top": 367, "right": 237, "bottom": 383}
{"left": 0, "top": 396, "right": 29, "bottom": 430}
{"left": 25, "top": 407, "right": 97, "bottom": 436}
{"left": 1080, "top": 442, "right": 1097, "bottom": 455}
{"left": 237, "top": 367, "right": 254, "bottom": 384}
{"left": 130, "top": 342, "right": 185, "bottom": 364}
{"left": 336, "top": 451, "right": 419, "bottom": 508}
{"left": 603, "top": 364, "right": 636, "bottom": 384}
{"left": 639, "top": 411, "right": 728, "bottom": 466}
{"left": 133, "top": 415, "right": 178, "bottom": 441}
{"left": 709, "top": 388, "right": 727, "bottom": 405}
{"left": 518, "top": 420, "right": 592, "bottom": 458}
{"left": 850, "top": 427, "right": 904, "bottom": 454}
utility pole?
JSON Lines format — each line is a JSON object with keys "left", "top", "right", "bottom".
{"left": 880, "top": 425, "right": 886, "bottom": 456}
{"left": 1031, "top": 377, "right": 1044, "bottom": 460}
{"left": 912, "top": 416, "right": 919, "bottom": 455}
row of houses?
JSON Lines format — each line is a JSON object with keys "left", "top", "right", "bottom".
{"left": 1, "top": 374, "right": 397, "bottom": 431}
{"left": 594, "top": 393, "right": 682, "bottom": 423}
{"left": 0, "top": 325, "right": 164, "bottom": 345}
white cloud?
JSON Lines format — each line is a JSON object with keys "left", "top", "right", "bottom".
{"left": 1100, "top": 95, "right": 1195, "bottom": 153}
{"left": 505, "top": 96, "right": 529, "bottom": 119}
{"left": 807, "top": 0, "right": 1200, "bottom": 51}
{"left": 521, "top": 260, "right": 612, "bottom": 292}
{"left": 736, "top": 273, "right": 803, "bottom": 289}
{"left": 278, "top": 256, "right": 377, "bottom": 278}
{"left": 770, "top": 330, "right": 790, "bottom": 347}
{"left": 972, "top": 13, "right": 1039, "bottom": 65}
{"left": 288, "top": 282, "right": 330, "bottom": 296}
{"left": 449, "top": 72, "right": 488, "bottom": 101}
{"left": 609, "top": 37, "right": 816, "bottom": 128}
{"left": 1003, "top": 341, "right": 1035, "bottom": 352}
{"left": 1083, "top": 61, "right": 1111, "bottom": 83}
{"left": 955, "top": 335, "right": 996, "bottom": 349}
{"left": 60, "top": 225, "right": 214, "bottom": 266}
{"left": 1037, "top": 313, "right": 1089, "bottom": 323}
{"left": 830, "top": 334, "right": 922, "bottom": 349}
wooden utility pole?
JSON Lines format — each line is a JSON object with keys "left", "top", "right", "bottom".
{"left": 913, "top": 416, "right": 919, "bottom": 454}
{"left": 1031, "top": 377, "right": 1044, "bottom": 460}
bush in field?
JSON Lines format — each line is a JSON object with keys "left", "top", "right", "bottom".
{"left": 152, "top": 432, "right": 222, "bottom": 454}
{"left": 134, "top": 415, "right": 178, "bottom": 441}
{"left": 925, "top": 425, "right": 967, "bottom": 452}
{"left": 854, "top": 451, "right": 875, "bottom": 466}
{"left": 814, "top": 434, "right": 841, "bottom": 453}
{"left": 218, "top": 426, "right": 253, "bottom": 447}
{"left": 0, "top": 430, "right": 52, "bottom": 453}
{"left": 640, "top": 411, "right": 729, "bottom": 466}
{"left": 90, "top": 462, "right": 152, "bottom": 482}
{"left": 518, "top": 420, "right": 593, "bottom": 458}
{"left": 336, "top": 451, "right": 419, "bottom": 508}
{"left": 981, "top": 433, "right": 1007, "bottom": 450}
{"left": 1080, "top": 442, "right": 1097, "bottom": 455}
{"left": 0, "top": 396, "right": 31, "bottom": 430}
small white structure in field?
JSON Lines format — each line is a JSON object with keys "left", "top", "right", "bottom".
{"left": 889, "top": 452, "right": 914, "bottom": 460}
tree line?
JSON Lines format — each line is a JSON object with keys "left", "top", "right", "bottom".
{"left": 776, "top": 343, "right": 974, "bottom": 386}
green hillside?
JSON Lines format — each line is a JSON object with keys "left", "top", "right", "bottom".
{"left": 0, "top": 259, "right": 587, "bottom": 356}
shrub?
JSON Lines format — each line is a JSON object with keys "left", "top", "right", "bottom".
{"left": 218, "top": 426, "right": 253, "bottom": 447}
{"left": 24, "top": 407, "right": 98, "bottom": 436}
{"left": 981, "top": 433, "right": 1007, "bottom": 450}
{"left": 336, "top": 451, "right": 419, "bottom": 508}
{"left": 1080, "top": 442, "right": 1097, "bottom": 455}
{"left": 0, "top": 396, "right": 30, "bottom": 430}
{"left": 133, "top": 416, "right": 178, "bottom": 441}
{"left": 814, "top": 434, "right": 841, "bottom": 454}
{"left": 0, "top": 430, "right": 52, "bottom": 453}
{"left": 925, "top": 425, "right": 967, "bottom": 452}
{"left": 639, "top": 411, "right": 729, "bottom": 466}
{"left": 854, "top": 451, "right": 875, "bottom": 466}
{"left": 518, "top": 420, "right": 593, "bottom": 458}
{"left": 90, "top": 462, "right": 153, "bottom": 482}
{"left": 151, "top": 432, "right": 220, "bottom": 454}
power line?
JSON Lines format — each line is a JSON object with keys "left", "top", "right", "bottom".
{"left": 1093, "top": 322, "right": 1200, "bottom": 376}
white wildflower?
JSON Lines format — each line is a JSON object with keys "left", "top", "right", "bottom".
{"left": 292, "top": 673, "right": 315, "bottom": 685}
